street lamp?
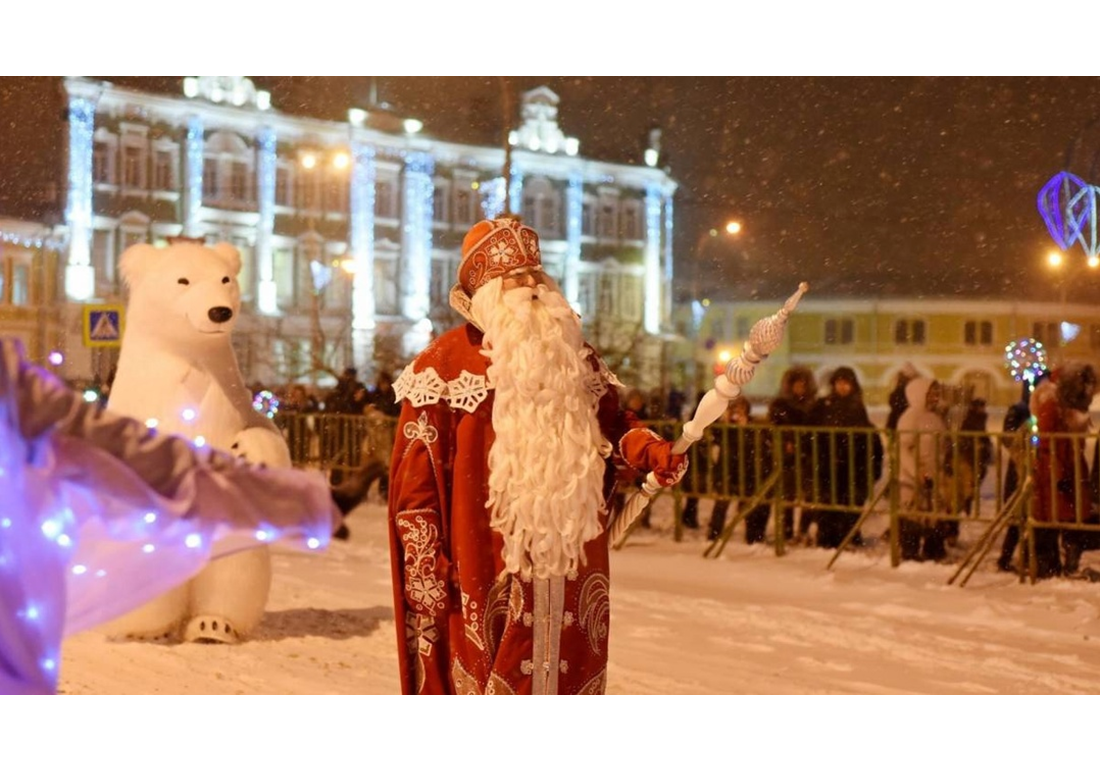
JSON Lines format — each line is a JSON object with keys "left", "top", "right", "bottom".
{"left": 1046, "top": 249, "right": 1100, "bottom": 305}
{"left": 691, "top": 220, "right": 743, "bottom": 306}
{"left": 689, "top": 220, "right": 743, "bottom": 390}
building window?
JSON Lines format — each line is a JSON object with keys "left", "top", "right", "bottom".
{"left": 454, "top": 187, "right": 475, "bottom": 226}
{"left": 122, "top": 145, "right": 144, "bottom": 190}
{"left": 153, "top": 149, "right": 174, "bottom": 191}
{"left": 375, "top": 179, "right": 397, "bottom": 219}
{"left": 202, "top": 158, "right": 219, "bottom": 199}
{"left": 374, "top": 252, "right": 399, "bottom": 315}
{"left": 1090, "top": 324, "right": 1100, "bottom": 349}
{"left": 432, "top": 185, "right": 449, "bottom": 224}
{"left": 963, "top": 320, "right": 993, "bottom": 346}
{"left": 93, "top": 140, "right": 112, "bottom": 185}
{"left": 581, "top": 199, "right": 596, "bottom": 236}
{"left": 275, "top": 165, "right": 291, "bottom": 206}
{"left": 620, "top": 201, "right": 643, "bottom": 240}
{"left": 325, "top": 173, "right": 347, "bottom": 214}
{"left": 1032, "top": 321, "right": 1060, "bottom": 348}
{"left": 599, "top": 201, "right": 618, "bottom": 238}
{"left": 618, "top": 274, "right": 643, "bottom": 321}
{"left": 230, "top": 161, "right": 251, "bottom": 203}
{"left": 10, "top": 263, "right": 29, "bottom": 305}
{"left": 824, "top": 317, "right": 854, "bottom": 345}
{"left": 895, "top": 318, "right": 926, "bottom": 345}
{"left": 273, "top": 248, "right": 297, "bottom": 310}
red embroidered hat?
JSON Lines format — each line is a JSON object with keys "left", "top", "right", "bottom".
{"left": 457, "top": 217, "right": 542, "bottom": 296}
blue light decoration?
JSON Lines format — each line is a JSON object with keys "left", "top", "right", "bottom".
{"left": 252, "top": 389, "right": 280, "bottom": 419}
{"left": 563, "top": 173, "right": 583, "bottom": 309}
{"left": 644, "top": 184, "right": 663, "bottom": 334}
{"left": 256, "top": 127, "right": 277, "bottom": 315}
{"left": 1068, "top": 184, "right": 1100, "bottom": 258}
{"left": 64, "top": 96, "right": 95, "bottom": 300}
{"left": 508, "top": 168, "right": 524, "bottom": 219}
{"left": 1004, "top": 337, "right": 1048, "bottom": 383}
{"left": 349, "top": 142, "right": 377, "bottom": 346}
{"left": 1037, "top": 171, "right": 1088, "bottom": 250}
{"left": 1037, "top": 171, "right": 1100, "bottom": 258}
{"left": 400, "top": 151, "right": 434, "bottom": 322}
{"left": 480, "top": 177, "right": 506, "bottom": 220}
{"left": 663, "top": 193, "right": 675, "bottom": 314}
{"left": 185, "top": 116, "right": 205, "bottom": 237}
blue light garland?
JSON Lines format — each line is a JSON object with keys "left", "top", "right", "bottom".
{"left": 350, "top": 143, "right": 376, "bottom": 331}
{"left": 563, "top": 173, "right": 583, "bottom": 307}
{"left": 185, "top": 117, "right": 204, "bottom": 236}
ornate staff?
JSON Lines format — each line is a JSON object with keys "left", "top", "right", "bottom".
{"left": 610, "top": 282, "right": 809, "bottom": 549}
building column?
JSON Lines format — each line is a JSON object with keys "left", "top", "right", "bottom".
{"left": 183, "top": 115, "right": 205, "bottom": 238}
{"left": 255, "top": 126, "right": 277, "bottom": 315}
{"left": 64, "top": 95, "right": 95, "bottom": 301}
{"left": 563, "top": 172, "right": 583, "bottom": 310}
{"left": 644, "top": 183, "right": 663, "bottom": 335}
{"left": 399, "top": 151, "right": 434, "bottom": 357}
{"left": 350, "top": 142, "right": 377, "bottom": 368}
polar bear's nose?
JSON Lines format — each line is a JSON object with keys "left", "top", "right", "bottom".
{"left": 208, "top": 307, "right": 234, "bottom": 324}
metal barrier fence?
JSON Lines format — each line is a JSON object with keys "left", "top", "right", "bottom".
{"left": 279, "top": 412, "right": 1100, "bottom": 583}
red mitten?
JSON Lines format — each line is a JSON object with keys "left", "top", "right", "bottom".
{"left": 619, "top": 428, "right": 689, "bottom": 487}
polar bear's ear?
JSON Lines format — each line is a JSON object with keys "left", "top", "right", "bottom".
{"left": 119, "top": 243, "right": 163, "bottom": 289}
{"left": 210, "top": 242, "right": 242, "bottom": 278}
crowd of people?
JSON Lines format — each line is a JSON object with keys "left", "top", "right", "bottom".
{"left": 254, "top": 350, "right": 1100, "bottom": 583}
{"left": 615, "top": 361, "right": 1100, "bottom": 580}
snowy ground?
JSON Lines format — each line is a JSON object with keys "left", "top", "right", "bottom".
{"left": 58, "top": 490, "right": 1100, "bottom": 697}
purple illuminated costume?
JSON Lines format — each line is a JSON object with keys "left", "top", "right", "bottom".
{"left": 0, "top": 339, "right": 339, "bottom": 694}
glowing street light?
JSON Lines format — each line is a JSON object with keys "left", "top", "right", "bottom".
{"left": 1046, "top": 249, "right": 1099, "bottom": 305}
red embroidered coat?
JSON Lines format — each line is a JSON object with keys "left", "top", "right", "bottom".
{"left": 387, "top": 324, "right": 655, "bottom": 695}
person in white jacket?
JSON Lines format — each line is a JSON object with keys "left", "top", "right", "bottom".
{"left": 896, "top": 376, "right": 949, "bottom": 561}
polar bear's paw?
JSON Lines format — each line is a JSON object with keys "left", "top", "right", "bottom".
{"left": 230, "top": 427, "right": 292, "bottom": 469}
{"left": 184, "top": 614, "right": 242, "bottom": 645}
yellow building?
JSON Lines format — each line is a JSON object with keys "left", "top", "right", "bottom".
{"left": 673, "top": 295, "right": 1100, "bottom": 411}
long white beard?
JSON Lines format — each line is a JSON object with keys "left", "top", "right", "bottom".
{"left": 471, "top": 279, "right": 608, "bottom": 580}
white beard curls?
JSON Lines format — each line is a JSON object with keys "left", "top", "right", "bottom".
{"left": 470, "top": 278, "right": 609, "bottom": 580}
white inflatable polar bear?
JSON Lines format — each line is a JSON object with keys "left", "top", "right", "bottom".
{"left": 100, "top": 240, "right": 289, "bottom": 644}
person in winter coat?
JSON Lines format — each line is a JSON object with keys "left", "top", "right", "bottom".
{"left": 886, "top": 362, "right": 919, "bottom": 431}
{"left": 940, "top": 397, "right": 994, "bottom": 545}
{"left": 997, "top": 376, "right": 1044, "bottom": 571}
{"left": 1029, "top": 362, "right": 1097, "bottom": 578}
{"left": 708, "top": 395, "right": 774, "bottom": 543}
{"left": 897, "top": 376, "right": 950, "bottom": 561}
{"left": 768, "top": 366, "right": 818, "bottom": 542}
{"left": 809, "top": 367, "right": 883, "bottom": 549}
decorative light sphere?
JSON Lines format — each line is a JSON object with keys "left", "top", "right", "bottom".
{"left": 253, "top": 389, "right": 280, "bottom": 419}
{"left": 47, "top": 351, "right": 63, "bottom": 366}
{"left": 1004, "top": 337, "right": 1048, "bottom": 383}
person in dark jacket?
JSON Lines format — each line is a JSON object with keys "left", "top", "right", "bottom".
{"left": 768, "top": 366, "right": 818, "bottom": 543}
{"left": 808, "top": 367, "right": 883, "bottom": 549}
{"left": 997, "top": 373, "right": 1047, "bottom": 572}
{"left": 709, "top": 395, "right": 774, "bottom": 543}
{"left": 886, "top": 363, "right": 919, "bottom": 432}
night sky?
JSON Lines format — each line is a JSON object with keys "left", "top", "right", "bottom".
{"left": 3, "top": 76, "right": 1100, "bottom": 302}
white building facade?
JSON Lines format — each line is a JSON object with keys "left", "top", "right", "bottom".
{"left": 57, "top": 77, "right": 679, "bottom": 388}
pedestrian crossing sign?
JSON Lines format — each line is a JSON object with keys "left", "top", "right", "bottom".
{"left": 82, "top": 304, "right": 124, "bottom": 348}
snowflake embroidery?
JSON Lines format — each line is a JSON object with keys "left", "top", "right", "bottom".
{"left": 409, "top": 368, "right": 447, "bottom": 407}
{"left": 487, "top": 240, "right": 515, "bottom": 265}
{"left": 403, "top": 412, "right": 438, "bottom": 445}
{"left": 448, "top": 370, "right": 488, "bottom": 413}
